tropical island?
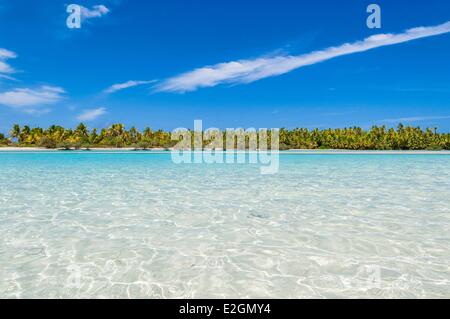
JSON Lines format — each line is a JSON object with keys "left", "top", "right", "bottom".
{"left": 1, "top": 123, "right": 450, "bottom": 151}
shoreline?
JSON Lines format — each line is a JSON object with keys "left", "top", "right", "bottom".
{"left": 1, "top": 147, "right": 450, "bottom": 155}
{"left": 0, "top": 147, "right": 164, "bottom": 152}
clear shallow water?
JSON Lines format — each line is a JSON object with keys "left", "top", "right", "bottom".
{"left": 0, "top": 152, "right": 449, "bottom": 299}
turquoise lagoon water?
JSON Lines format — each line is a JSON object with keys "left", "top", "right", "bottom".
{"left": 0, "top": 152, "right": 449, "bottom": 298}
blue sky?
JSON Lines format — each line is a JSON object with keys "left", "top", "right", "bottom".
{"left": 0, "top": 0, "right": 449, "bottom": 132}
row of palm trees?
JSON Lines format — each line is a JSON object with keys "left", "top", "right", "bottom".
{"left": 3, "top": 123, "right": 173, "bottom": 149}
{"left": 1, "top": 123, "right": 450, "bottom": 150}
{"left": 278, "top": 125, "right": 450, "bottom": 150}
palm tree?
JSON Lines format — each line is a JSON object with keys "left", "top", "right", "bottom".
{"left": 0, "top": 133, "right": 8, "bottom": 145}
{"left": 19, "top": 126, "right": 31, "bottom": 145}
{"left": 74, "top": 123, "right": 89, "bottom": 143}
{"left": 10, "top": 124, "right": 21, "bottom": 141}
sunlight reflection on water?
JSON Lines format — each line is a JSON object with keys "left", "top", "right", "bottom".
{"left": 0, "top": 152, "right": 449, "bottom": 298}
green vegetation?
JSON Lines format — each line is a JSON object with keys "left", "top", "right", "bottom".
{"left": 4, "top": 123, "right": 174, "bottom": 149}
{"left": 1, "top": 123, "right": 450, "bottom": 150}
{"left": 0, "top": 133, "right": 8, "bottom": 146}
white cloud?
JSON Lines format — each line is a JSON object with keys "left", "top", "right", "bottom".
{"left": 76, "top": 107, "right": 107, "bottom": 121}
{"left": 156, "top": 21, "right": 450, "bottom": 93}
{"left": 0, "top": 61, "right": 14, "bottom": 73}
{"left": 81, "top": 5, "right": 110, "bottom": 20}
{"left": 0, "top": 50, "right": 62, "bottom": 112}
{"left": 0, "top": 86, "right": 65, "bottom": 112}
{"left": 104, "top": 80, "right": 156, "bottom": 94}
{"left": 378, "top": 115, "right": 450, "bottom": 124}
{"left": 0, "top": 48, "right": 16, "bottom": 59}
{"left": 0, "top": 48, "right": 17, "bottom": 74}
{"left": 23, "top": 108, "right": 52, "bottom": 115}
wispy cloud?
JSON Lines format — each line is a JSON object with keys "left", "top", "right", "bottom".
{"left": 104, "top": 80, "right": 156, "bottom": 94}
{"left": 0, "top": 86, "right": 65, "bottom": 112}
{"left": 0, "top": 48, "right": 17, "bottom": 74}
{"left": 0, "top": 48, "right": 16, "bottom": 59}
{"left": 0, "top": 49, "right": 63, "bottom": 113}
{"left": 378, "top": 115, "right": 450, "bottom": 124}
{"left": 156, "top": 21, "right": 450, "bottom": 93}
{"left": 0, "top": 74, "right": 18, "bottom": 81}
{"left": 76, "top": 107, "right": 107, "bottom": 121}
{"left": 394, "top": 87, "right": 450, "bottom": 93}
{"left": 81, "top": 5, "right": 110, "bottom": 20}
